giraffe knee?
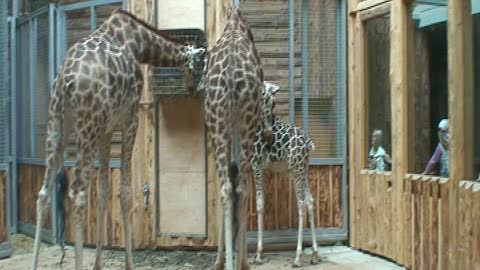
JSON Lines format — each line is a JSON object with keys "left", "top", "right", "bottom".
{"left": 37, "top": 186, "right": 50, "bottom": 205}
{"left": 70, "top": 189, "right": 87, "bottom": 208}
{"left": 220, "top": 181, "right": 233, "bottom": 208}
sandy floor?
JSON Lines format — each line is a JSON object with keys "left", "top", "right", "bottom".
{"left": 0, "top": 234, "right": 405, "bottom": 270}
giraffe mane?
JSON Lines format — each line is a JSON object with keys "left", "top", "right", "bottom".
{"left": 111, "top": 9, "right": 187, "bottom": 45}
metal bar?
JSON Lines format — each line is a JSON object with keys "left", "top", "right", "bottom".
{"left": 16, "top": 5, "right": 49, "bottom": 25}
{"left": 247, "top": 228, "right": 348, "bottom": 245}
{"left": 339, "top": 0, "right": 349, "bottom": 239}
{"left": 19, "top": 158, "right": 123, "bottom": 168}
{"left": 288, "top": 0, "right": 295, "bottom": 124}
{"left": 29, "top": 18, "right": 37, "bottom": 158}
{"left": 60, "top": 0, "right": 122, "bottom": 12}
{"left": 90, "top": 5, "right": 96, "bottom": 32}
{"left": 18, "top": 222, "right": 55, "bottom": 244}
{"left": 10, "top": 0, "right": 19, "bottom": 234}
{"left": 309, "top": 158, "right": 344, "bottom": 166}
{"left": 48, "top": 3, "right": 58, "bottom": 243}
{"left": 301, "top": 0, "right": 309, "bottom": 135}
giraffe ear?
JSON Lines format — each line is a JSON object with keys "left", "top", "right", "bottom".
{"left": 193, "top": 47, "right": 206, "bottom": 57}
{"left": 264, "top": 81, "right": 280, "bottom": 94}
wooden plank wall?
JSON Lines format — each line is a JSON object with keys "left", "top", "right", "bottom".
{"left": 247, "top": 165, "right": 343, "bottom": 231}
{"left": 18, "top": 165, "right": 52, "bottom": 230}
{"left": 0, "top": 171, "right": 7, "bottom": 244}
{"left": 351, "top": 172, "right": 480, "bottom": 270}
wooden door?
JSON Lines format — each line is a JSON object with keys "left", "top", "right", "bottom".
{"left": 157, "top": 98, "right": 207, "bottom": 236}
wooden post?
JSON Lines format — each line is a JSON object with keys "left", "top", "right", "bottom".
{"left": 389, "top": 0, "right": 409, "bottom": 264}
{"left": 447, "top": 0, "right": 475, "bottom": 268}
{"left": 347, "top": 0, "right": 360, "bottom": 248}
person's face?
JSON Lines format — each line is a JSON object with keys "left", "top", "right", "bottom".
{"left": 371, "top": 134, "right": 379, "bottom": 146}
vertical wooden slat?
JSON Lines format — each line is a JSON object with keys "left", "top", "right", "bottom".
{"left": 358, "top": 170, "right": 368, "bottom": 250}
{"left": 422, "top": 177, "right": 431, "bottom": 270}
{"left": 403, "top": 174, "right": 413, "bottom": 268}
{"left": 439, "top": 178, "right": 450, "bottom": 270}
{"left": 412, "top": 175, "right": 422, "bottom": 270}
{"left": 367, "top": 170, "right": 376, "bottom": 252}
{"left": 464, "top": 181, "right": 474, "bottom": 270}
{"left": 430, "top": 177, "right": 439, "bottom": 270}
{"left": 472, "top": 183, "right": 480, "bottom": 270}
{"left": 333, "top": 166, "right": 343, "bottom": 227}
{"left": 457, "top": 181, "right": 467, "bottom": 270}
{"left": 0, "top": 171, "right": 7, "bottom": 243}
{"left": 348, "top": 0, "right": 361, "bottom": 249}
{"left": 390, "top": 0, "right": 410, "bottom": 263}
{"left": 448, "top": 0, "right": 475, "bottom": 268}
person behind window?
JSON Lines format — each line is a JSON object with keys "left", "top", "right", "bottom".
{"left": 368, "top": 129, "right": 392, "bottom": 171}
{"left": 423, "top": 119, "right": 449, "bottom": 177}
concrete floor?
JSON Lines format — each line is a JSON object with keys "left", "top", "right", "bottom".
{"left": 0, "top": 235, "right": 405, "bottom": 270}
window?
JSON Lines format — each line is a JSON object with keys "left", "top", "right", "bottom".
{"left": 409, "top": 1, "right": 449, "bottom": 176}
{"left": 364, "top": 15, "right": 392, "bottom": 171}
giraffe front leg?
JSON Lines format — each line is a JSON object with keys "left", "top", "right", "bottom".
{"left": 214, "top": 213, "right": 225, "bottom": 270}
{"left": 252, "top": 162, "right": 265, "bottom": 264}
{"left": 293, "top": 203, "right": 305, "bottom": 268}
{"left": 93, "top": 134, "right": 112, "bottom": 270}
{"left": 306, "top": 193, "right": 320, "bottom": 264}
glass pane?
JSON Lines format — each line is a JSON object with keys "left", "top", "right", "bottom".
{"left": 409, "top": 1, "right": 449, "bottom": 176}
{"left": 365, "top": 15, "right": 391, "bottom": 171}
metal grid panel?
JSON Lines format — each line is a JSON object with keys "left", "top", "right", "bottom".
{"left": 151, "top": 29, "right": 205, "bottom": 96}
{"left": 16, "top": 21, "right": 32, "bottom": 159}
{"left": 295, "top": 0, "right": 345, "bottom": 160}
{"left": 35, "top": 12, "right": 50, "bottom": 160}
{"left": 0, "top": 0, "right": 8, "bottom": 164}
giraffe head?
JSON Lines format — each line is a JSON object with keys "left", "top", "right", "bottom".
{"left": 181, "top": 45, "right": 206, "bottom": 92}
{"left": 262, "top": 81, "right": 280, "bottom": 145}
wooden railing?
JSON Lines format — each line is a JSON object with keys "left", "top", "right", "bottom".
{"left": 353, "top": 171, "right": 480, "bottom": 269}
{"left": 354, "top": 170, "right": 394, "bottom": 256}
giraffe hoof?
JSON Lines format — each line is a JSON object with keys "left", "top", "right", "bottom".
{"left": 292, "top": 261, "right": 302, "bottom": 268}
{"left": 252, "top": 254, "right": 265, "bottom": 265}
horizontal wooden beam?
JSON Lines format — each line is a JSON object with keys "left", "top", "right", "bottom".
{"left": 358, "top": 2, "right": 391, "bottom": 21}
{"left": 355, "top": 0, "right": 391, "bottom": 13}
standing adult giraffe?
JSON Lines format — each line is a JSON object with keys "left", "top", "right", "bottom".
{"left": 204, "top": 7, "right": 271, "bottom": 270}
{"left": 31, "top": 9, "right": 204, "bottom": 270}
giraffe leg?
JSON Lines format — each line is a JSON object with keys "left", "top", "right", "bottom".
{"left": 93, "top": 133, "right": 112, "bottom": 270}
{"left": 214, "top": 213, "right": 225, "bottom": 270}
{"left": 236, "top": 139, "right": 253, "bottom": 270}
{"left": 306, "top": 191, "right": 320, "bottom": 264}
{"left": 292, "top": 168, "right": 306, "bottom": 268}
{"left": 293, "top": 202, "right": 305, "bottom": 268}
{"left": 252, "top": 162, "right": 265, "bottom": 264}
{"left": 213, "top": 138, "right": 234, "bottom": 270}
{"left": 71, "top": 154, "right": 94, "bottom": 270}
{"left": 31, "top": 149, "right": 62, "bottom": 269}
{"left": 121, "top": 115, "right": 138, "bottom": 270}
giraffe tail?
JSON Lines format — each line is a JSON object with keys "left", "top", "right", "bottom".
{"left": 229, "top": 161, "right": 239, "bottom": 246}
{"left": 47, "top": 73, "right": 69, "bottom": 263}
{"left": 56, "top": 167, "right": 68, "bottom": 266}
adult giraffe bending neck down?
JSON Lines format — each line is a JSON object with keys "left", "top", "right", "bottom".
{"left": 204, "top": 7, "right": 272, "bottom": 270}
{"left": 31, "top": 9, "right": 204, "bottom": 270}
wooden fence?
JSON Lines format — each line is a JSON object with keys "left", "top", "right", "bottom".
{"left": 353, "top": 170, "right": 480, "bottom": 270}
{"left": 0, "top": 171, "right": 7, "bottom": 245}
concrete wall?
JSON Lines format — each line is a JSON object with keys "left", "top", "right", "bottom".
{"left": 157, "top": 0, "right": 204, "bottom": 30}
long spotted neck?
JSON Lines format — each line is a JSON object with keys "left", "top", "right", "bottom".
{"left": 96, "top": 12, "right": 190, "bottom": 67}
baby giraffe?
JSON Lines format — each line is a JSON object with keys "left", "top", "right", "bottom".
{"left": 252, "top": 82, "right": 320, "bottom": 267}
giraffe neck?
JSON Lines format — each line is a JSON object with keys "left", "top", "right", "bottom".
{"left": 96, "top": 11, "right": 190, "bottom": 67}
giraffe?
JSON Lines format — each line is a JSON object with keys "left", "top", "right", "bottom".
{"left": 252, "top": 82, "right": 320, "bottom": 267}
{"left": 204, "top": 7, "right": 272, "bottom": 270}
{"left": 31, "top": 9, "right": 205, "bottom": 270}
